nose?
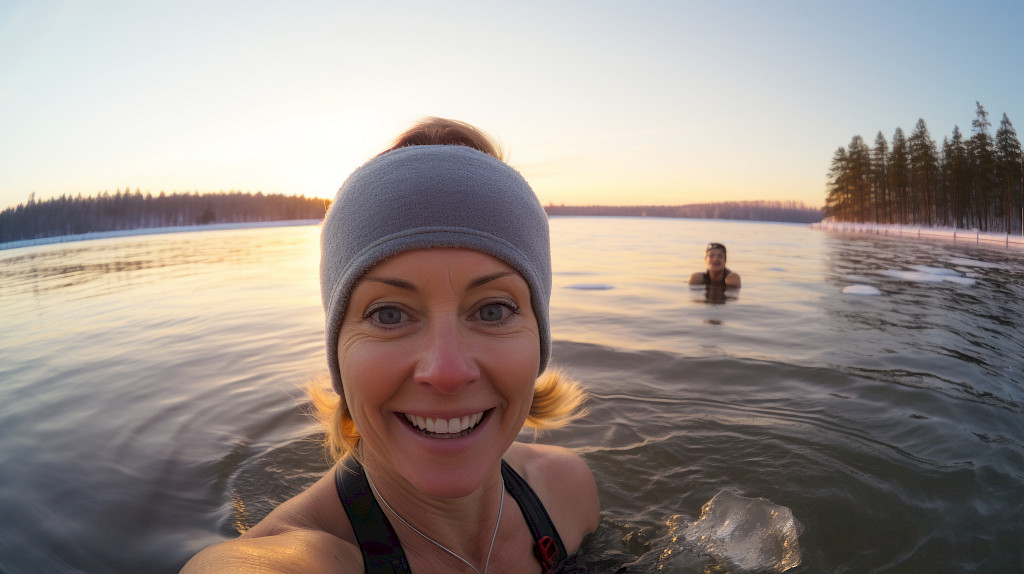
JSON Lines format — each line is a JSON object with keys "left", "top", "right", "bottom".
{"left": 413, "top": 318, "right": 480, "bottom": 393}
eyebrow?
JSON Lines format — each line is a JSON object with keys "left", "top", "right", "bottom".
{"left": 467, "top": 271, "right": 515, "bottom": 289}
{"left": 364, "top": 277, "right": 417, "bottom": 290}
{"left": 363, "top": 271, "right": 515, "bottom": 291}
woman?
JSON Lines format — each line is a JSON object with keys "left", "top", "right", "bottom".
{"left": 689, "top": 242, "right": 741, "bottom": 288}
{"left": 182, "top": 118, "right": 599, "bottom": 573}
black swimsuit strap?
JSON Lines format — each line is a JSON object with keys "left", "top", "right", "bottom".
{"left": 703, "top": 267, "right": 731, "bottom": 285}
{"left": 335, "top": 457, "right": 412, "bottom": 573}
{"left": 500, "top": 460, "right": 569, "bottom": 571}
{"left": 335, "top": 458, "right": 570, "bottom": 574}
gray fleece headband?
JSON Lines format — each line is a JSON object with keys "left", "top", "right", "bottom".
{"left": 320, "top": 145, "right": 552, "bottom": 395}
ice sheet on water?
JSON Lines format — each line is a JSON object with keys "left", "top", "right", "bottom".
{"left": 681, "top": 490, "right": 803, "bottom": 573}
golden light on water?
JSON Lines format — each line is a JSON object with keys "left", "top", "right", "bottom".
{"left": 231, "top": 495, "right": 250, "bottom": 534}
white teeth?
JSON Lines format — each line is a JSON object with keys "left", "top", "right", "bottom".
{"left": 404, "top": 411, "right": 486, "bottom": 435}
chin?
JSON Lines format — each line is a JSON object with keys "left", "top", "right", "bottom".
{"left": 403, "top": 460, "right": 494, "bottom": 499}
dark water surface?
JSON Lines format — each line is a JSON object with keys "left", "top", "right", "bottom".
{"left": 1, "top": 218, "right": 1022, "bottom": 573}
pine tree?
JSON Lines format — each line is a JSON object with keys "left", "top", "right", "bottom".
{"left": 872, "top": 132, "right": 890, "bottom": 223}
{"left": 946, "top": 126, "right": 971, "bottom": 229}
{"left": 847, "top": 135, "right": 872, "bottom": 221}
{"left": 889, "top": 127, "right": 910, "bottom": 225}
{"left": 907, "top": 119, "right": 939, "bottom": 226}
{"left": 969, "top": 102, "right": 996, "bottom": 230}
{"left": 995, "top": 113, "right": 1023, "bottom": 233}
{"left": 825, "top": 147, "right": 850, "bottom": 220}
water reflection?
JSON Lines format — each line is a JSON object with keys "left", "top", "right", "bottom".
{"left": 701, "top": 284, "right": 738, "bottom": 305}
{"left": 0, "top": 235, "right": 259, "bottom": 298}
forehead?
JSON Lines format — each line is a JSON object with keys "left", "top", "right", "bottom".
{"left": 706, "top": 248, "right": 726, "bottom": 256}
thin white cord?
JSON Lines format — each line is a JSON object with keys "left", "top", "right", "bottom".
{"left": 366, "top": 471, "right": 505, "bottom": 574}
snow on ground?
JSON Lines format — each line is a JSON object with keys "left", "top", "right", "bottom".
{"left": 811, "top": 221, "right": 1024, "bottom": 249}
{"left": 0, "top": 220, "right": 322, "bottom": 251}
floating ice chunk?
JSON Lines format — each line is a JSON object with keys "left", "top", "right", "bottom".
{"left": 682, "top": 491, "right": 802, "bottom": 573}
{"left": 946, "top": 257, "right": 1007, "bottom": 270}
{"left": 909, "top": 264, "right": 961, "bottom": 276}
{"left": 882, "top": 269, "right": 945, "bottom": 282}
{"left": 842, "top": 284, "right": 881, "bottom": 296}
{"left": 565, "top": 283, "right": 614, "bottom": 290}
{"left": 940, "top": 275, "right": 977, "bottom": 286}
{"left": 882, "top": 268, "right": 976, "bottom": 285}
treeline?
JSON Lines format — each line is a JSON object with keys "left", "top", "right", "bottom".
{"left": 825, "top": 102, "right": 1024, "bottom": 233}
{"left": 544, "top": 200, "right": 822, "bottom": 223}
{"left": 0, "top": 189, "right": 329, "bottom": 244}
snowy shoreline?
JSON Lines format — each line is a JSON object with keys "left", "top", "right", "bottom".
{"left": 0, "top": 219, "right": 322, "bottom": 251}
{"left": 811, "top": 221, "right": 1024, "bottom": 249}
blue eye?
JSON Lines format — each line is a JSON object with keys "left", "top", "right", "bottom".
{"left": 374, "top": 307, "right": 403, "bottom": 325}
{"left": 478, "top": 301, "right": 520, "bottom": 323}
{"left": 479, "top": 303, "right": 505, "bottom": 322}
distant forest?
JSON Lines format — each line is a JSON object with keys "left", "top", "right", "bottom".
{"left": 825, "top": 102, "right": 1024, "bottom": 233}
{"left": 1, "top": 191, "right": 820, "bottom": 246}
{"left": 0, "top": 189, "right": 329, "bottom": 244}
{"left": 544, "top": 200, "right": 822, "bottom": 223}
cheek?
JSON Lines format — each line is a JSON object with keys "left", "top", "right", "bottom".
{"left": 339, "top": 340, "right": 407, "bottom": 418}
{"left": 480, "top": 335, "right": 541, "bottom": 400}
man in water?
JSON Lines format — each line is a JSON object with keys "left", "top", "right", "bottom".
{"left": 689, "top": 242, "right": 741, "bottom": 288}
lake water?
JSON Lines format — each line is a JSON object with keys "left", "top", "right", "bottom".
{"left": 1, "top": 217, "right": 1022, "bottom": 573}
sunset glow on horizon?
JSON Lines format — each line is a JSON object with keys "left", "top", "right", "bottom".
{"left": 2, "top": 0, "right": 1023, "bottom": 212}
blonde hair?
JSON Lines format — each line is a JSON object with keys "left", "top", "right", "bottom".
{"left": 383, "top": 116, "right": 504, "bottom": 160}
{"left": 307, "top": 369, "right": 588, "bottom": 463}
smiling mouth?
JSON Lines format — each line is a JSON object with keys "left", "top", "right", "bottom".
{"left": 402, "top": 410, "right": 489, "bottom": 438}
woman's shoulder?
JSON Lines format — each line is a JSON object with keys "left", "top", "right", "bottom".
{"left": 688, "top": 271, "right": 706, "bottom": 285}
{"left": 505, "top": 442, "right": 600, "bottom": 552}
{"left": 505, "top": 441, "right": 589, "bottom": 479}
{"left": 725, "top": 269, "right": 741, "bottom": 287}
{"left": 180, "top": 528, "right": 361, "bottom": 574}
{"left": 181, "top": 466, "right": 362, "bottom": 573}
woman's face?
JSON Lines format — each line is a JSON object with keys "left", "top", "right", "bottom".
{"left": 705, "top": 248, "right": 726, "bottom": 271}
{"left": 337, "top": 248, "right": 540, "bottom": 497}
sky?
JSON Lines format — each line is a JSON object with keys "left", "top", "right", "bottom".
{"left": 2, "top": 0, "right": 1023, "bottom": 212}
